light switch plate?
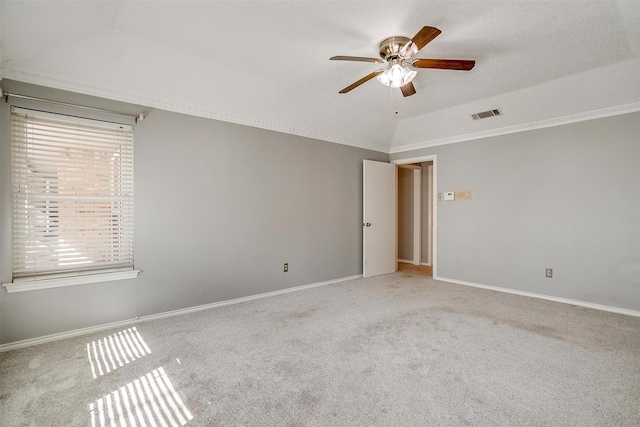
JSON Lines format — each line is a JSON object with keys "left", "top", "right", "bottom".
{"left": 455, "top": 190, "right": 472, "bottom": 200}
{"left": 443, "top": 192, "right": 455, "bottom": 201}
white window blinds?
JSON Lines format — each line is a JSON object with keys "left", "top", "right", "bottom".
{"left": 11, "top": 107, "right": 134, "bottom": 280}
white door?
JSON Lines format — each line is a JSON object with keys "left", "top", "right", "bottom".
{"left": 363, "top": 160, "right": 397, "bottom": 277}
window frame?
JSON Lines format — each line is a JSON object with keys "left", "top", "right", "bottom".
{"left": 3, "top": 107, "right": 139, "bottom": 293}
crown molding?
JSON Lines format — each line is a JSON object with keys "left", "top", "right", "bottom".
{"left": 6, "top": 68, "right": 637, "bottom": 157}
{"left": 389, "top": 102, "right": 640, "bottom": 154}
{"left": 0, "top": 68, "right": 390, "bottom": 154}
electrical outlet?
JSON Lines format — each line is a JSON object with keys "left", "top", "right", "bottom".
{"left": 284, "top": 263, "right": 288, "bottom": 272}
{"left": 545, "top": 268, "right": 553, "bottom": 278}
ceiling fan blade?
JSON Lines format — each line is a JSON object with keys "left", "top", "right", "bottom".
{"left": 411, "top": 26, "right": 442, "bottom": 51}
{"left": 400, "top": 26, "right": 441, "bottom": 58}
{"left": 338, "top": 69, "right": 384, "bottom": 94}
{"left": 330, "top": 56, "right": 384, "bottom": 63}
{"left": 400, "top": 82, "right": 416, "bottom": 97}
{"left": 412, "top": 58, "right": 476, "bottom": 70}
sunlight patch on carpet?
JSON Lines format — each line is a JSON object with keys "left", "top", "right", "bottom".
{"left": 86, "top": 327, "right": 152, "bottom": 378}
{"left": 89, "top": 367, "right": 193, "bottom": 427}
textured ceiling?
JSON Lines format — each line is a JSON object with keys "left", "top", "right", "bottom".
{"left": 1, "top": 1, "right": 639, "bottom": 153}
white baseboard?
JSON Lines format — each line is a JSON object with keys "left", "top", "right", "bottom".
{"left": 398, "top": 260, "right": 431, "bottom": 267}
{"left": 0, "top": 274, "right": 362, "bottom": 353}
{"left": 434, "top": 276, "right": 640, "bottom": 318}
{"left": 138, "top": 275, "right": 361, "bottom": 323}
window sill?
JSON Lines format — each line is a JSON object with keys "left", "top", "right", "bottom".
{"left": 2, "top": 270, "right": 140, "bottom": 293}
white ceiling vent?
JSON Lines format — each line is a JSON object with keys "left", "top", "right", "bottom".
{"left": 471, "top": 109, "right": 502, "bottom": 120}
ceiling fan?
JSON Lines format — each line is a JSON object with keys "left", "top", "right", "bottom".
{"left": 330, "top": 26, "right": 475, "bottom": 97}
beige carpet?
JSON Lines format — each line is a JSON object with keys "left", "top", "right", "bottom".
{"left": 1, "top": 269, "right": 639, "bottom": 426}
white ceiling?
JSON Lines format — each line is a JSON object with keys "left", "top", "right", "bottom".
{"left": 1, "top": 1, "right": 639, "bottom": 153}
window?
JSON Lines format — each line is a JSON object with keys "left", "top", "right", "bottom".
{"left": 6, "top": 107, "right": 137, "bottom": 292}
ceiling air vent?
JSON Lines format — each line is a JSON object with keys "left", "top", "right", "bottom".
{"left": 472, "top": 109, "right": 502, "bottom": 120}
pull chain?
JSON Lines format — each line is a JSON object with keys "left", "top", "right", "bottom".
{"left": 395, "top": 88, "right": 398, "bottom": 115}
{"left": 391, "top": 86, "right": 399, "bottom": 115}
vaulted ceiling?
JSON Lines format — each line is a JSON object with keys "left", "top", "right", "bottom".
{"left": 1, "top": 1, "right": 639, "bottom": 153}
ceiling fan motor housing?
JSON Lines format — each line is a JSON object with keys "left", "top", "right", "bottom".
{"left": 378, "top": 36, "right": 410, "bottom": 60}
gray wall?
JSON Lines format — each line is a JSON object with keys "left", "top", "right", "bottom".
{"left": 397, "top": 167, "right": 414, "bottom": 261}
{"left": 391, "top": 112, "right": 640, "bottom": 311}
{"left": 0, "top": 81, "right": 387, "bottom": 344}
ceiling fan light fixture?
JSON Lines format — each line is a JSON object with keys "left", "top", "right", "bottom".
{"left": 376, "top": 61, "right": 417, "bottom": 88}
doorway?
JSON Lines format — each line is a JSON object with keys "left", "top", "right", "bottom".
{"left": 393, "top": 155, "right": 437, "bottom": 277}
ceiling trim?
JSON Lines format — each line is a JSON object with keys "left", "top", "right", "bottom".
{"left": 389, "top": 102, "right": 640, "bottom": 154}
{"left": 0, "top": 68, "right": 390, "bottom": 154}
{"left": 6, "top": 67, "right": 638, "bottom": 157}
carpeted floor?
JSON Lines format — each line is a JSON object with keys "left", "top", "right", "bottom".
{"left": 1, "top": 268, "right": 639, "bottom": 426}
